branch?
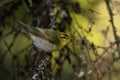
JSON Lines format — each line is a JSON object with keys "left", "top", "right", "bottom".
{"left": 105, "top": 0, "right": 120, "bottom": 56}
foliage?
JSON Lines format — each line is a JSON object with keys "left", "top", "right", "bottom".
{"left": 0, "top": 0, "right": 120, "bottom": 80}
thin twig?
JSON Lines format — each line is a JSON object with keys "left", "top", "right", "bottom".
{"left": 105, "top": 0, "right": 120, "bottom": 56}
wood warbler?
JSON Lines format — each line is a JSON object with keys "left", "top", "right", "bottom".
{"left": 16, "top": 20, "right": 71, "bottom": 52}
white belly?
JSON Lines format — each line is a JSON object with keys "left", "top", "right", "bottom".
{"left": 29, "top": 33, "right": 57, "bottom": 52}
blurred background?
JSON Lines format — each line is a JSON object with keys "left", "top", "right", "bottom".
{"left": 0, "top": 0, "right": 120, "bottom": 80}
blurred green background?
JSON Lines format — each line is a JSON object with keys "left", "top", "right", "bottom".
{"left": 1, "top": 0, "right": 120, "bottom": 80}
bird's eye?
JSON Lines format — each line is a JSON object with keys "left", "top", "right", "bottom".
{"left": 59, "top": 34, "right": 70, "bottom": 40}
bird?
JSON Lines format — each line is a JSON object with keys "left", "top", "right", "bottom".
{"left": 15, "top": 20, "right": 71, "bottom": 52}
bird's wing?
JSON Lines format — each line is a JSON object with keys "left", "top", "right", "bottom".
{"left": 38, "top": 28, "right": 60, "bottom": 43}
{"left": 15, "top": 20, "right": 60, "bottom": 43}
{"left": 15, "top": 20, "right": 48, "bottom": 40}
